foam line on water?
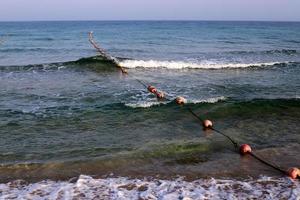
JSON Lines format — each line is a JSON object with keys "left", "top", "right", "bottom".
{"left": 119, "top": 60, "right": 285, "bottom": 69}
{"left": 125, "top": 96, "right": 226, "bottom": 108}
{"left": 189, "top": 96, "right": 226, "bottom": 104}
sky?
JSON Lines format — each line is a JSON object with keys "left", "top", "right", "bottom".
{"left": 0, "top": 0, "right": 300, "bottom": 21}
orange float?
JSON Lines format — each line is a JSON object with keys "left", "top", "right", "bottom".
{"left": 288, "top": 167, "right": 300, "bottom": 179}
{"left": 239, "top": 144, "right": 252, "bottom": 155}
{"left": 202, "top": 119, "right": 213, "bottom": 129}
{"left": 147, "top": 86, "right": 157, "bottom": 94}
{"left": 175, "top": 96, "right": 187, "bottom": 105}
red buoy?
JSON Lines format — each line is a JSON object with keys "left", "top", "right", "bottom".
{"left": 239, "top": 144, "right": 252, "bottom": 155}
{"left": 288, "top": 167, "right": 300, "bottom": 179}
{"left": 156, "top": 91, "right": 165, "bottom": 99}
{"left": 147, "top": 86, "right": 157, "bottom": 94}
{"left": 175, "top": 96, "right": 187, "bottom": 105}
{"left": 202, "top": 120, "right": 213, "bottom": 129}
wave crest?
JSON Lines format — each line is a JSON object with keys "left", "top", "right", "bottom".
{"left": 125, "top": 96, "right": 226, "bottom": 108}
{"left": 119, "top": 60, "right": 287, "bottom": 69}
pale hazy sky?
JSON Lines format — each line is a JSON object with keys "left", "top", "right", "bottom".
{"left": 0, "top": 0, "right": 300, "bottom": 21}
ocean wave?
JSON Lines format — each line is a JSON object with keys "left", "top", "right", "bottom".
{"left": 119, "top": 60, "right": 288, "bottom": 69}
{"left": 125, "top": 101, "right": 167, "bottom": 108}
{"left": 125, "top": 96, "right": 226, "bottom": 108}
{"left": 0, "top": 55, "right": 298, "bottom": 72}
{"left": 0, "top": 175, "right": 298, "bottom": 199}
{"left": 0, "top": 56, "right": 119, "bottom": 72}
{"left": 190, "top": 96, "right": 226, "bottom": 104}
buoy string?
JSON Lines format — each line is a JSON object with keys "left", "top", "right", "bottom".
{"left": 186, "top": 106, "right": 291, "bottom": 175}
{"left": 187, "top": 106, "right": 292, "bottom": 176}
{"left": 186, "top": 107, "right": 204, "bottom": 122}
{"left": 88, "top": 31, "right": 152, "bottom": 90}
{"left": 211, "top": 127, "right": 239, "bottom": 149}
{"left": 133, "top": 77, "right": 148, "bottom": 88}
{"left": 88, "top": 31, "right": 113, "bottom": 60}
{"left": 88, "top": 32, "right": 171, "bottom": 100}
{"left": 88, "top": 31, "right": 127, "bottom": 74}
{"left": 186, "top": 107, "right": 239, "bottom": 149}
{"left": 122, "top": 66, "right": 296, "bottom": 178}
{"left": 249, "top": 152, "right": 287, "bottom": 175}
{"left": 88, "top": 32, "right": 299, "bottom": 179}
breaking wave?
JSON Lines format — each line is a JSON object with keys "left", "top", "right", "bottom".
{"left": 119, "top": 60, "right": 290, "bottom": 69}
{"left": 0, "top": 55, "right": 298, "bottom": 72}
{"left": 125, "top": 96, "right": 226, "bottom": 108}
{"left": 0, "top": 175, "right": 299, "bottom": 200}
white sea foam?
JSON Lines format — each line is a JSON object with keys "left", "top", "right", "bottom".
{"left": 119, "top": 60, "right": 283, "bottom": 69}
{"left": 125, "top": 96, "right": 226, "bottom": 108}
{"left": 190, "top": 96, "right": 226, "bottom": 104}
{"left": 125, "top": 101, "right": 166, "bottom": 108}
{"left": 0, "top": 175, "right": 299, "bottom": 200}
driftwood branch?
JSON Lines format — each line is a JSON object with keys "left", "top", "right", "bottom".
{"left": 88, "top": 31, "right": 127, "bottom": 74}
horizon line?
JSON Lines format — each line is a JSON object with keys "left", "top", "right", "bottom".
{"left": 0, "top": 19, "right": 300, "bottom": 23}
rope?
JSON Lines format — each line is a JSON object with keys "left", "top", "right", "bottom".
{"left": 186, "top": 107, "right": 238, "bottom": 149}
{"left": 134, "top": 78, "right": 148, "bottom": 88}
{"left": 249, "top": 152, "right": 287, "bottom": 175}
{"left": 187, "top": 106, "right": 290, "bottom": 175}
{"left": 187, "top": 106, "right": 295, "bottom": 177}
{"left": 88, "top": 31, "right": 127, "bottom": 74}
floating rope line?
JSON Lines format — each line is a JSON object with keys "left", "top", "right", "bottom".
{"left": 187, "top": 106, "right": 291, "bottom": 176}
{"left": 88, "top": 32, "right": 127, "bottom": 74}
{"left": 249, "top": 152, "right": 286, "bottom": 175}
{"left": 88, "top": 32, "right": 166, "bottom": 98}
{"left": 186, "top": 106, "right": 299, "bottom": 178}
{"left": 186, "top": 107, "right": 239, "bottom": 149}
{"left": 88, "top": 32, "right": 300, "bottom": 180}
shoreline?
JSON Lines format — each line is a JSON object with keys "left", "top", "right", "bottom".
{"left": 1, "top": 175, "right": 299, "bottom": 199}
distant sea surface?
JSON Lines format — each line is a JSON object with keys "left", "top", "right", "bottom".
{"left": 0, "top": 21, "right": 300, "bottom": 199}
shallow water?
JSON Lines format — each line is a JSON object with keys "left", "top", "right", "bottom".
{"left": 1, "top": 175, "right": 299, "bottom": 199}
{"left": 0, "top": 21, "right": 300, "bottom": 198}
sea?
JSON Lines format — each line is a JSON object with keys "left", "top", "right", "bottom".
{"left": 0, "top": 21, "right": 300, "bottom": 199}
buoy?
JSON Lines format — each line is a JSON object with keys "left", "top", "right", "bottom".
{"left": 175, "top": 96, "right": 187, "bottom": 105}
{"left": 156, "top": 91, "right": 165, "bottom": 99}
{"left": 147, "top": 86, "right": 157, "bottom": 94}
{"left": 202, "top": 120, "right": 213, "bottom": 129}
{"left": 288, "top": 167, "right": 300, "bottom": 179}
{"left": 239, "top": 144, "right": 252, "bottom": 155}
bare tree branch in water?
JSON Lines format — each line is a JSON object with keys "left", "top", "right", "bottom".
{"left": 88, "top": 31, "right": 127, "bottom": 74}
